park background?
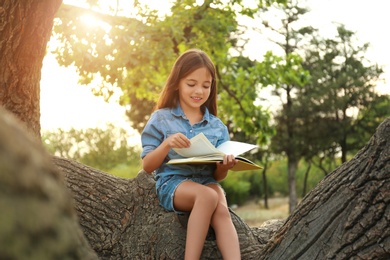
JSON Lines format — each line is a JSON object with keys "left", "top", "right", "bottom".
{"left": 40, "top": 0, "right": 390, "bottom": 226}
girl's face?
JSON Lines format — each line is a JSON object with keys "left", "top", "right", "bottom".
{"left": 178, "top": 67, "right": 212, "bottom": 112}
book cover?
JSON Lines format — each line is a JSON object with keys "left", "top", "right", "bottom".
{"left": 167, "top": 133, "right": 262, "bottom": 171}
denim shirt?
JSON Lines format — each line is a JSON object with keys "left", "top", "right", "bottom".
{"left": 141, "top": 103, "right": 229, "bottom": 189}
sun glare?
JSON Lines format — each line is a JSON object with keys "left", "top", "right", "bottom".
{"left": 80, "top": 14, "right": 98, "bottom": 27}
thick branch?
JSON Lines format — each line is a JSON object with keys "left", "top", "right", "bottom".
{"left": 261, "top": 117, "right": 390, "bottom": 259}
{"left": 0, "top": 107, "right": 97, "bottom": 259}
{"left": 55, "top": 156, "right": 271, "bottom": 259}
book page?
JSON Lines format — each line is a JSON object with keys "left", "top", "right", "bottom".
{"left": 173, "top": 133, "right": 223, "bottom": 157}
{"left": 168, "top": 155, "right": 224, "bottom": 164}
{"left": 216, "top": 141, "right": 258, "bottom": 157}
{"left": 173, "top": 132, "right": 258, "bottom": 158}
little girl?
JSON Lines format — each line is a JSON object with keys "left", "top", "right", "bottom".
{"left": 141, "top": 49, "right": 240, "bottom": 259}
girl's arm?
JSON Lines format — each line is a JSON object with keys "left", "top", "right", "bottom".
{"left": 142, "top": 133, "right": 191, "bottom": 173}
{"left": 213, "top": 154, "right": 237, "bottom": 181}
{"left": 142, "top": 140, "right": 171, "bottom": 173}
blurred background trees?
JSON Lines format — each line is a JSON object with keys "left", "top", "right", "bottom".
{"left": 42, "top": 0, "right": 390, "bottom": 213}
{"left": 42, "top": 124, "right": 141, "bottom": 178}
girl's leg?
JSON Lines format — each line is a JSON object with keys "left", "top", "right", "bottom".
{"left": 207, "top": 184, "right": 241, "bottom": 260}
{"left": 174, "top": 181, "right": 219, "bottom": 260}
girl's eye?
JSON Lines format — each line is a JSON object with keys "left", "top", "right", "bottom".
{"left": 203, "top": 85, "right": 210, "bottom": 89}
{"left": 187, "top": 84, "right": 195, "bottom": 87}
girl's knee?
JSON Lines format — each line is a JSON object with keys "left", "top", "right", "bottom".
{"left": 213, "top": 202, "right": 231, "bottom": 220}
{"left": 197, "top": 187, "right": 219, "bottom": 209}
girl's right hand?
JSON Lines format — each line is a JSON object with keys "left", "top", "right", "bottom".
{"left": 166, "top": 133, "right": 191, "bottom": 149}
{"left": 142, "top": 133, "right": 190, "bottom": 173}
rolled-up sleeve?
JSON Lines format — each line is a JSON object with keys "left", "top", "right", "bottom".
{"left": 216, "top": 125, "right": 230, "bottom": 147}
{"left": 140, "top": 113, "right": 164, "bottom": 159}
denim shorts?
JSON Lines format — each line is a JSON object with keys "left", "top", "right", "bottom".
{"left": 156, "top": 174, "right": 221, "bottom": 214}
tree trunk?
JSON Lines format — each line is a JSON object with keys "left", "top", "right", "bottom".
{"left": 262, "top": 161, "right": 269, "bottom": 209}
{"left": 0, "top": 0, "right": 62, "bottom": 138}
{"left": 287, "top": 158, "right": 298, "bottom": 213}
{"left": 301, "top": 162, "right": 311, "bottom": 197}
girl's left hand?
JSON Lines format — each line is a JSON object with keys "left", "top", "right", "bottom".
{"left": 217, "top": 154, "right": 238, "bottom": 170}
{"left": 213, "top": 154, "right": 237, "bottom": 181}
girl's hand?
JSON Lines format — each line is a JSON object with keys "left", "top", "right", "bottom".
{"left": 214, "top": 154, "right": 237, "bottom": 181}
{"left": 142, "top": 133, "right": 190, "bottom": 173}
{"left": 216, "top": 154, "right": 238, "bottom": 171}
{"left": 166, "top": 133, "right": 191, "bottom": 149}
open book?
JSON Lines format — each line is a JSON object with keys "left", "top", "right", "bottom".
{"left": 167, "top": 133, "right": 262, "bottom": 171}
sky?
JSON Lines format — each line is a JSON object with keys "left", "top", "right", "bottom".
{"left": 40, "top": 0, "right": 390, "bottom": 133}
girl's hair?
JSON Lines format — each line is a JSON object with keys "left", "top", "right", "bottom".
{"left": 155, "top": 49, "right": 218, "bottom": 116}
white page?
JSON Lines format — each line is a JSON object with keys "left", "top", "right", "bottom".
{"left": 173, "top": 133, "right": 257, "bottom": 158}
{"left": 173, "top": 133, "right": 223, "bottom": 157}
{"left": 216, "top": 141, "right": 258, "bottom": 157}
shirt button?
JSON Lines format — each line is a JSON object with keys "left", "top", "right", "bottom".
{"left": 190, "top": 130, "right": 193, "bottom": 132}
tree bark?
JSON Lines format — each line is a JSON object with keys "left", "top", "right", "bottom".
{"left": 0, "top": 107, "right": 97, "bottom": 259}
{"left": 0, "top": 0, "right": 62, "bottom": 138}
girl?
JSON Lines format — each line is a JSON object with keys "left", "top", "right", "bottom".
{"left": 141, "top": 49, "right": 240, "bottom": 260}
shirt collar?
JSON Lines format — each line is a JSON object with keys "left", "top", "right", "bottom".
{"left": 171, "top": 102, "right": 210, "bottom": 123}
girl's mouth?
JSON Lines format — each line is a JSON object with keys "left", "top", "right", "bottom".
{"left": 191, "top": 97, "right": 202, "bottom": 102}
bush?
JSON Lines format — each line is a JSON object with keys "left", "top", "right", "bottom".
{"left": 42, "top": 124, "right": 142, "bottom": 178}
{"left": 107, "top": 163, "right": 142, "bottom": 179}
{"left": 221, "top": 172, "right": 251, "bottom": 206}
{"left": 221, "top": 158, "right": 325, "bottom": 205}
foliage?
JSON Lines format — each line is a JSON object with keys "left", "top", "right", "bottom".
{"left": 221, "top": 158, "right": 325, "bottom": 206}
{"left": 351, "top": 95, "right": 390, "bottom": 154}
{"left": 222, "top": 172, "right": 251, "bottom": 205}
{"left": 51, "top": 0, "right": 285, "bottom": 145}
{"left": 299, "top": 25, "right": 388, "bottom": 163}
{"left": 42, "top": 123, "right": 141, "bottom": 175}
{"left": 109, "top": 163, "right": 142, "bottom": 179}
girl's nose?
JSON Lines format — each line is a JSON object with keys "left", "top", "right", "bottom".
{"left": 194, "top": 85, "right": 203, "bottom": 94}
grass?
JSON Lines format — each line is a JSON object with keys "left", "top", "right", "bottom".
{"left": 233, "top": 197, "right": 289, "bottom": 227}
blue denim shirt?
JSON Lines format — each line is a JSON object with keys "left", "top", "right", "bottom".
{"left": 141, "top": 103, "right": 229, "bottom": 189}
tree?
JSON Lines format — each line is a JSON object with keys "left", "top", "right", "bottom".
{"left": 258, "top": 1, "right": 389, "bottom": 213}
{"left": 300, "top": 25, "right": 388, "bottom": 164}
{"left": 42, "top": 124, "right": 141, "bottom": 172}
{"left": 52, "top": 0, "right": 276, "bottom": 143}
{"left": 1, "top": 0, "right": 389, "bottom": 259}
{"left": 256, "top": 0, "right": 313, "bottom": 213}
